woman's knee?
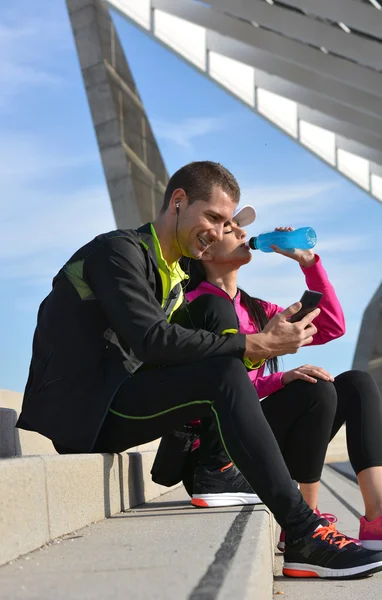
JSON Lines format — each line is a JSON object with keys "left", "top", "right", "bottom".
{"left": 336, "top": 369, "right": 376, "bottom": 389}
{"left": 289, "top": 378, "right": 338, "bottom": 416}
{"left": 335, "top": 370, "right": 381, "bottom": 408}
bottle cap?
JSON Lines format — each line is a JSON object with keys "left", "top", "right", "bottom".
{"left": 248, "top": 237, "right": 258, "bottom": 250}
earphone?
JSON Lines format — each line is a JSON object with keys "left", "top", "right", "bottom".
{"left": 175, "top": 202, "right": 180, "bottom": 213}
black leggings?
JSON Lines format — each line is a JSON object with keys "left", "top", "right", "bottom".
{"left": 181, "top": 297, "right": 382, "bottom": 485}
{"left": 94, "top": 294, "right": 318, "bottom": 539}
{"left": 261, "top": 370, "right": 382, "bottom": 483}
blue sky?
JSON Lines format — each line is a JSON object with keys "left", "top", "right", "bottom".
{"left": 1, "top": 0, "right": 382, "bottom": 392}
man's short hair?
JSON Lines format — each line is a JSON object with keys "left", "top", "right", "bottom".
{"left": 161, "top": 161, "right": 240, "bottom": 213}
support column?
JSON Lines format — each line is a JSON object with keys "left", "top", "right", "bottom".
{"left": 353, "top": 282, "right": 382, "bottom": 394}
{"left": 66, "top": 0, "right": 168, "bottom": 228}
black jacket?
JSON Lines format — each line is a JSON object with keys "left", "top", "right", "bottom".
{"left": 17, "top": 223, "right": 246, "bottom": 451}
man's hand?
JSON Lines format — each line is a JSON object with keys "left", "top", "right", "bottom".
{"left": 244, "top": 302, "right": 320, "bottom": 361}
{"left": 282, "top": 365, "right": 335, "bottom": 385}
{"left": 270, "top": 226, "right": 316, "bottom": 268}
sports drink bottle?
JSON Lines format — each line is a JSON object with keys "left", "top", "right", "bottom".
{"left": 248, "top": 227, "right": 317, "bottom": 253}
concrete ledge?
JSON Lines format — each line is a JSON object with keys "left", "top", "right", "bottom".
{"left": 0, "top": 390, "right": 161, "bottom": 457}
{"left": 0, "top": 449, "right": 178, "bottom": 566}
{"left": 0, "top": 407, "right": 56, "bottom": 457}
{"left": 0, "top": 457, "right": 50, "bottom": 566}
{"left": 0, "top": 390, "right": 56, "bottom": 457}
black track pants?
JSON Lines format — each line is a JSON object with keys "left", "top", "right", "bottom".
{"left": 94, "top": 294, "right": 318, "bottom": 539}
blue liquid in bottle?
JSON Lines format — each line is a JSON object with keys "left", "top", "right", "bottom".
{"left": 248, "top": 227, "right": 317, "bottom": 253}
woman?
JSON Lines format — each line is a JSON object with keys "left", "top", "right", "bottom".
{"left": 182, "top": 205, "right": 382, "bottom": 551}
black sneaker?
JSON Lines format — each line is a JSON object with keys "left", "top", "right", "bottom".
{"left": 191, "top": 462, "right": 263, "bottom": 508}
{"left": 284, "top": 520, "right": 382, "bottom": 579}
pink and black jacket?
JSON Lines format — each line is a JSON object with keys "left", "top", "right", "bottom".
{"left": 186, "top": 255, "right": 345, "bottom": 400}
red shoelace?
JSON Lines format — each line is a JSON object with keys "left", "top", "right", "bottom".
{"left": 312, "top": 523, "right": 352, "bottom": 549}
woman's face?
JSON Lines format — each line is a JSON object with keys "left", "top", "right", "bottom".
{"left": 202, "top": 219, "right": 252, "bottom": 267}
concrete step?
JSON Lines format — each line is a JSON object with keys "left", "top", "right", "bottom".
{"left": 0, "top": 450, "right": 179, "bottom": 567}
{"left": 0, "top": 388, "right": 275, "bottom": 598}
{"left": 0, "top": 486, "right": 276, "bottom": 600}
{"left": 0, "top": 389, "right": 180, "bottom": 566}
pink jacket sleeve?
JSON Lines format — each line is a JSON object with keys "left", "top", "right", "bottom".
{"left": 246, "top": 255, "right": 345, "bottom": 398}
{"left": 248, "top": 369, "right": 284, "bottom": 399}
{"left": 301, "top": 255, "right": 346, "bottom": 344}
{"left": 260, "top": 255, "right": 345, "bottom": 346}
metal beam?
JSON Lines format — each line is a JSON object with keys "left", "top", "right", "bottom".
{"left": 207, "top": 31, "right": 382, "bottom": 119}
{"left": 153, "top": 0, "right": 382, "bottom": 99}
{"left": 278, "top": 0, "right": 382, "bottom": 41}
{"left": 371, "top": 163, "right": 382, "bottom": 177}
{"left": 254, "top": 70, "right": 382, "bottom": 139}
{"left": 336, "top": 136, "right": 382, "bottom": 165}
{"left": 104, "top": 0, "right": 382, "bottom": 200}
{"left": 296, "top": 107, "right": 382, "bottom": 161}
{"left": 210, "top": 0, "right": 382, "bottom": 71}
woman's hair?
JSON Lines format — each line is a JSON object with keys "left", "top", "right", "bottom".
{"left": 183, "top": 258, "right": 278, "bottom": 374}
{"left": 238, "top": 289, "right": 278, "bottom": 374}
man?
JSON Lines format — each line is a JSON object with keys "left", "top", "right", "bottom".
{"left": 18, "top": 161, "right": 382, "bottom": 578}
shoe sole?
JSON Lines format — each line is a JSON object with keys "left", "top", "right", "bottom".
{"left": 191, "top": 493, "right": 263, "bottom": 508}
{"left": 360, "top": 540, "right": 382, "bottom": 551}
{"left": 283, "top": 560, "right": 382, "bottom": 579}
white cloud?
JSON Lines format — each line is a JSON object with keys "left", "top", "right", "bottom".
{"left": 0, "top": 133, "right": 97, "bottom": 186}
{"left": 0, "top": 12, "right": 70, "bottom": 110}
{"left": 241, "top": 180, "right": 340, "bottom": 231}
{"left": 0, "top": 186, "right": 116, "bottom": 305}
{"left": 152, "top": 116, "right": 224, "bottom": 149}
{"left": 0, "top": 60, "right": 63, "bottom": 87}
{"left": 0, "top": 185, "right": 116, "bottom": 262}
{"left": 242, "top": 181, "right": 339, "bottom": 208}
{"left": 316, "top": 235, "right": 368, "bottom": 253}
{"left": 241, "top": 181, "right": 339, "bottom": 226}
{"left": 0, "top": 133, "right": 115, "bottom": 285}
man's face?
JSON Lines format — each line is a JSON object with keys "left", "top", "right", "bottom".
{"left": 178, "top": 186, "right": 238, "bottom": 260}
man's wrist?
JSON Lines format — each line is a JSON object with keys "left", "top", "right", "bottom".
{"left": 244, "top": 332, "right": 271, "bottom": 361}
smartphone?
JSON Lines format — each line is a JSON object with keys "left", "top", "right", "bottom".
{"left": 289, "top": 290, "right": 323, "bottom": 323}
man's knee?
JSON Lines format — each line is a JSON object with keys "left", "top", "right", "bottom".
{"left": 190, "top": 356, "right": 254, "bottom": 403}
{"left": 179, "top": 294, "right": 238, "bottom": 333}
{"left": 199, "top": 355, "right": 248, "bottom": 380}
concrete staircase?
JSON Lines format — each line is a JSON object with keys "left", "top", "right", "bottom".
{"left": 0, "top": 389, "right": 180, "bottom": 566}
{"left": 3, "top": 388, "right": 371, "bottom": 600}
{"left": 2, "top": 464, "right": 382, "bottom": 599}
